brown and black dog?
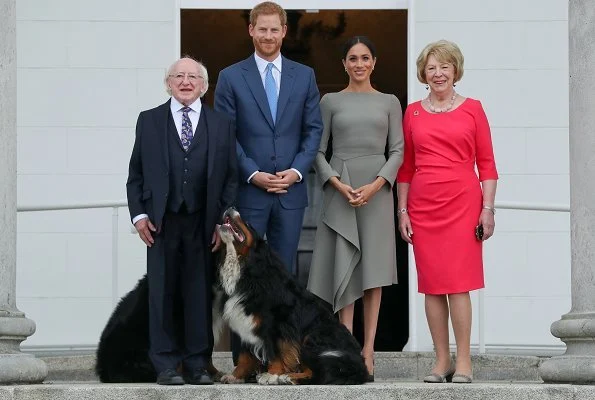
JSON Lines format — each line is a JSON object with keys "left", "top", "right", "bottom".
{"left": 213, "top": 208, "right": 368, "bottom": 385}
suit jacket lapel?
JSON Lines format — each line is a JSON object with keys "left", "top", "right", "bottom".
{"left": 154, "top": 100, "right": 171, "bottom": 171}
{"left": 276, "top": 57, "right": 296, "bottom": 125}
{"left": 241, "top": 56, "right": 275, "bottom": 130}
{"left": 203, "top": 106, "right": 217, "bottom": 179}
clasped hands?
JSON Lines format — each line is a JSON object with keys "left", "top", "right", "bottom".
{"left": 251, "top": 169, "right": 299, "bottom": 193}
{"left": 332, "top": 176, "right": 386, "bottom": 208}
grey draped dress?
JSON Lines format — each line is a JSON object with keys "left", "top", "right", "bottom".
{"left": 307, "top": 92, "right": 404, "bottom": 312}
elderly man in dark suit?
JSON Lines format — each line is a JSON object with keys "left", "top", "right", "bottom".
{"left": 126, "top": 57, "right": 237, "bottom": 385}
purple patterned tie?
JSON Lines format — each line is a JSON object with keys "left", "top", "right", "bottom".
{"left": 180, "top": 106, "right": 193, "bottom": 151}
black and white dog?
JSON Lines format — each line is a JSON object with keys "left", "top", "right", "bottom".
{"left": 94, "top": 274, "right": 223, "bottom": 383}
{"left": 214, "top": 208, "right": 368, "bottom": 385}
{"left": 95, "top": 207, "right": 368, "bottom": 385}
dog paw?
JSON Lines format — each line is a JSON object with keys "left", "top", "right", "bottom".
{"left": 257, "top": 372, "right": 280, "bottom": 385}
{"left": 278, "top": 374, "right": 295, "bottom": 385}
{"left": 210, "top": 370, "right": 225, "bottom": 383}
{"left": 220, "top": 374, "right": 245, "bottom": 384}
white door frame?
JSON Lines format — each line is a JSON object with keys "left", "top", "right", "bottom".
{"left": 174, "top": 0, "right": 420, "bottom": 352}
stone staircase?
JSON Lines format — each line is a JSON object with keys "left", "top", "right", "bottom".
{"left": 2, "top": 352, "right": 594, "bottom": 400}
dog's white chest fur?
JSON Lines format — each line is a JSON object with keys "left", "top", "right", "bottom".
{"left": 219, "top": 242, "right": 242, "bottom": 295}
{"left": 217, "top": 236, "right": 265, "bottom": 361}
{"left": 223, "top": 295, "right": 262, "bottom": 348}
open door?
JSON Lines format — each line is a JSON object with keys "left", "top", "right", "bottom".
{"left": 181, "top": 8, "right": 409, "bottom": 351}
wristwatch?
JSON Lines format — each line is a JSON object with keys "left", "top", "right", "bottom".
{"left": 398, "top": 208, "right": 408, "bottom": 215}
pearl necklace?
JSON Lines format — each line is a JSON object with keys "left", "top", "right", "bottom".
{"left": 427, "top": 91, "right": 457, "bottom": 113}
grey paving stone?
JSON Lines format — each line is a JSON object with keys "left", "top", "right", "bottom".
{"left": 1, "top": 382, "right": 595, "bottom": 400}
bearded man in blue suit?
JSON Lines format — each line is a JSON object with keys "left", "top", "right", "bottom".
{"left": 214, "top": 1, "right": 323, "bottom": 276}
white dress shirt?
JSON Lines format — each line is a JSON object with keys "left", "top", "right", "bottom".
{"left": 247, "top": 53, "right": 302, "bottom": 184}
{"left": 170, "top": 96, "right": 201, "bottom": 138}
{"left": 254, "top": 53, "right": 282, "bottom": 95}
{"left": 132, "top": 97, "right": 202, "bottom": 225}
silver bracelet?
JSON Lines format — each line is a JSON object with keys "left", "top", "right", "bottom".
{"left": 482, "top": 205, "right": 496, "bottom": 215}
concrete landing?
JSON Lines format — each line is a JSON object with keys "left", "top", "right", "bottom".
{"left": 2, "top": 381, "right": 595, "bottom": 400}
{"left": 38, "top": 351, "right": 545, "bottom": 383}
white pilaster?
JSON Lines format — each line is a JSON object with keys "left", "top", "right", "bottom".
{"left": 0, "top": 0, "right": 48, "bottom": 384}
{"left": 539, "top": 0, "right": 595, "bottom": 384}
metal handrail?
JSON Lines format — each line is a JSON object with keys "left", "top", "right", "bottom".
{"left": 17, "top": 199, "right": 571, "bottom": 353}
{"left": 16, "top": 199, "right": 571, "bottom": 214}
{"left": 478, "top": 201, "right": 568, "bottom": 354}
{"left": 17, "top": 200, "right": 129, "bottom": 308}
{"left": 495, "top": 201, "right": 569, "bottom": 212}
{"left": 17, "top": 200, "right": 128, "bottom": 212}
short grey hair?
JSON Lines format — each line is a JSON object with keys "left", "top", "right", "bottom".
{"left": 164, "top": 56, "right": 209, "bottom": 97}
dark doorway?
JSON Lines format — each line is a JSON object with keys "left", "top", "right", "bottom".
{"left": 181, "top": 9, "right": 409, "bottom": 351}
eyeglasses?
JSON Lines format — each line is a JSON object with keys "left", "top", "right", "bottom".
{"left": 169, "top": 73, "right": 204, "bottom": 83}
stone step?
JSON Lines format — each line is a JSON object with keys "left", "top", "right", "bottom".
{"left": 37, "top": 351, "right": 545, "bottom": 383}
{"left": 2, "top": 382, "right": 595, "bottom": 400}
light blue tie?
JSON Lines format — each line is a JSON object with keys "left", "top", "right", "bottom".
{"left": 264, "top": 63, "right": 278, "bottom": 123}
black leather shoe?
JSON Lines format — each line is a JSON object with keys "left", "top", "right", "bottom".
{"left": 156, "top": 369, "right": 184, "bottom": 385}
{"left": 184, "top": 368, "right": 214, "bottom": 385}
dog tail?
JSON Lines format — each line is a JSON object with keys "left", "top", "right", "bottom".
{"left": 302, "top": 349, "right": 369, "bottom": 385}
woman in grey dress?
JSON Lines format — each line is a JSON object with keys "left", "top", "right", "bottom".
{"left": 307, "top": 36, "right": 404, "bottom": 379}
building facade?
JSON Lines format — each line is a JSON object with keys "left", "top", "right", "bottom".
{"left": 15, "top": 0, "right": 569, "bottom": 355}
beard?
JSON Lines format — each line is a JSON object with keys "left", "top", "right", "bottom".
{"left": 253, "top": 37, "right": 282, "bottom": 59}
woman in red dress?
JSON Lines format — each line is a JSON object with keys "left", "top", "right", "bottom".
{"left": 396, "top": 40, "right": 498, "bottom": 384}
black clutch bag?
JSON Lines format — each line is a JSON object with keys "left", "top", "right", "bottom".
{"left": 475, "top": 224, "right": 484, "bottom": 241}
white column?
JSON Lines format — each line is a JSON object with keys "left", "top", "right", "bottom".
{"left": 539, "top": 0, "right": 595, "bottom": 384}
{"left": 0, "top": 0, "right": 48, "bottom": 384}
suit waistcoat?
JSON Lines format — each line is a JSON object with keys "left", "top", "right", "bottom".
{"left": 166, "top": 109, "right": 208, "bottom": 214}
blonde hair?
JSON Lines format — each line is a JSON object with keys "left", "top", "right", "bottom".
{"left": 163, "top": 56, "right": 209, "bottom": 97}
{"left": 250, "top": 1, "right": 287, "bottom": 26}
{"left": 416, "top": 40, "right": 464, "bottom": 84}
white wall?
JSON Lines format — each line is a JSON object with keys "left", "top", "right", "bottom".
{"left": 16, "top": 0, "right": 176, "bottom": 349}
{"left": 408, "top": 0, "right": 570, "bottom": 354}
{"left": 15, "top": 0, "right": 570, "bottom": 354}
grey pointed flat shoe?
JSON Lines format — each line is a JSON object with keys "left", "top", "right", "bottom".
{"left": 452, "top": 373, "right": 473, "bottom": 383}
{"left": 423, "top": 367, "right": 455, "bottom": 383}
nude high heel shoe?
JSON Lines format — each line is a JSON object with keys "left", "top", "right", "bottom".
{"left": 451, "top": 373, "right": 473, "bottom": 383}
{"left": 423, "top": 365, "right": 455, "bottom": 383}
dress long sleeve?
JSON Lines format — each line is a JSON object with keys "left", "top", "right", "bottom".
{"left": 396, "top": 106, "right": 415, "bottom": 183}
{"left": 472, "top": 100, "right": 499, "bottom": 181}
{"left": 377, "top": 95, "right": 404, "bottom": 187}
{"left": 314, "top": 94, "right": 341, "bottom": 185}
